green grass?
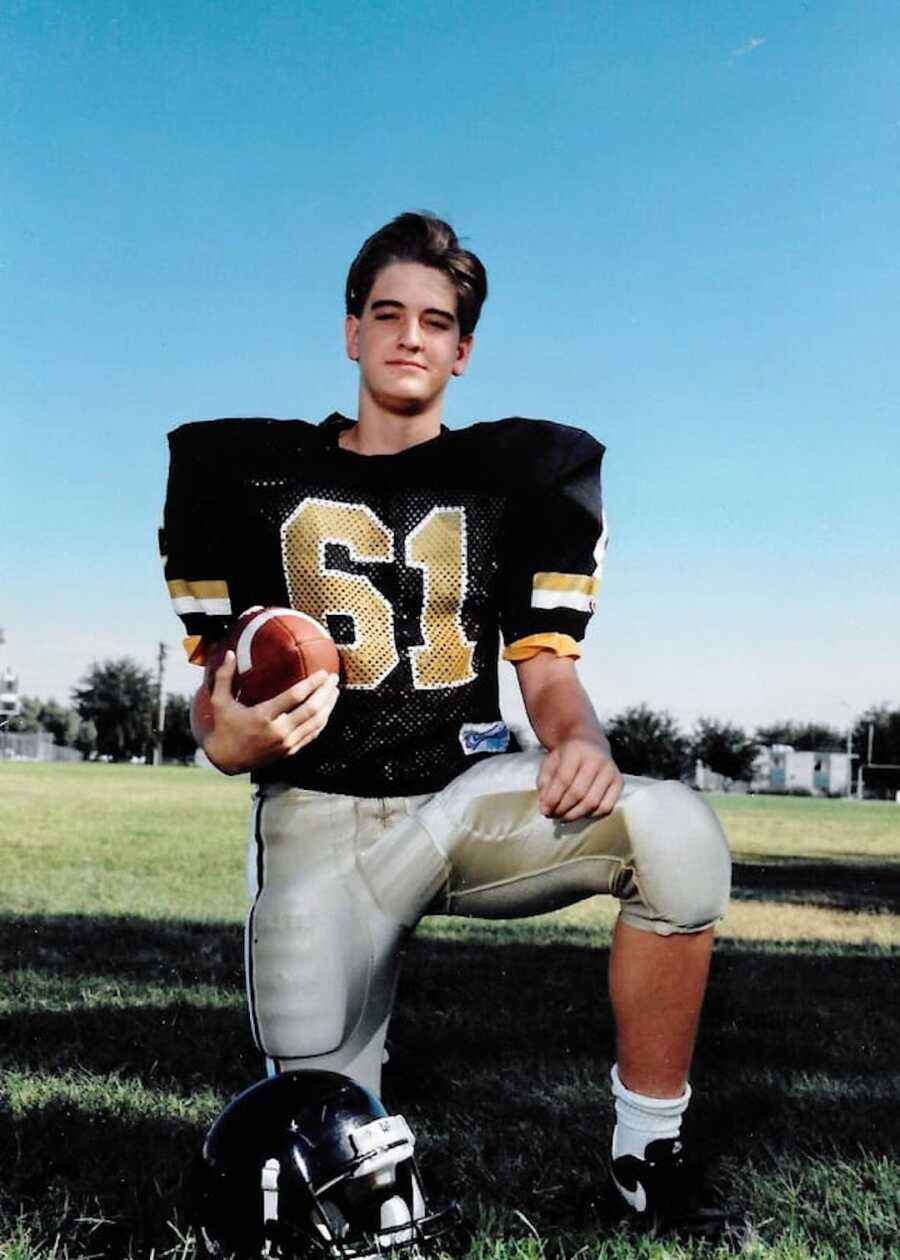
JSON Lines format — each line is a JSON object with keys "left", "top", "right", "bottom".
{"left": 0, "top": 763, "right": 249, "bottom": 921}
{"left": 1, "top": 763, "right": 898, "bottom": 1258}
{"left": 710, "top": 792, "right": 900, "bottom": 862}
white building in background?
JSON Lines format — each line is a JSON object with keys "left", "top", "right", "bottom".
{"left": 693, "top": 761, "right": 749, "bottom": 793}
{"left": 752, "top": 743, "right": 851, "bottom": 796}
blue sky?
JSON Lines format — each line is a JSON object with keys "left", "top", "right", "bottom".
{"left": 2, "top": 0, "right": 897, "bottom": 734}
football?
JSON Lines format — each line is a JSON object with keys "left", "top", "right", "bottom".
{"left": 205, "top": 606, "right": 340, "bottom": 706}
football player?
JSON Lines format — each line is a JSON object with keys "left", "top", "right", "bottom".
{"left": 161, "top": 212, "right": 732, "bottom": 1236}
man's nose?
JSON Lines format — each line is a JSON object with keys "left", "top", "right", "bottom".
{"left": 398, "top": 317, "right": 422, "bottom": 349}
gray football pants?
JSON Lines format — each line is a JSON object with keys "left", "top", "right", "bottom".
{"left": 245, "top": 750, "right": 731, "bottom": 1094}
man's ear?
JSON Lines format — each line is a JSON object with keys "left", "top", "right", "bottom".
{"left": 345, "top": 314, "right": 360, "bottom": 362}
{"left": 452, "top": 333, "right": 474, "bottom": 377}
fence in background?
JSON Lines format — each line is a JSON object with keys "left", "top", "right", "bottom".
{"left": 0, "top": 731, "right": 83, "bottom": 762}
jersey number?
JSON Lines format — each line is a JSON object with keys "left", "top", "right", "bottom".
{"left": 281, "top": 499, "right": 476, "bottom": 690}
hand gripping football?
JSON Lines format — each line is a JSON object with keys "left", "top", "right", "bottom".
{"left": 206, "top": 606, "right": 340, "bottom": 706}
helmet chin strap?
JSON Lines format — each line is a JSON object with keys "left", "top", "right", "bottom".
{"left": 378, "top": 1195, "right": 413, "bottom": 1245}
{"left": 261, "top": 1158, "right": 280, "bottom": 1257}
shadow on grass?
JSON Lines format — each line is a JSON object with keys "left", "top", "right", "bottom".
{"left": 1, "top": 913, "right": 245, "bottom": 986}
{"left": 0, "top": 1098, "right": 201, "bottom": 1257}
{"left": 732, "top": 857, "right": 900, "bottom": 912}
{"left": 2, "top": 909, "right": 898, "bottom": 1253}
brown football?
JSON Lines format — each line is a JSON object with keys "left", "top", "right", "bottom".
{"left": 205, "top": 606, "right": 340, "bottom": 706}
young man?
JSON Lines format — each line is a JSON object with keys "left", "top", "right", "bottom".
{"left": 161, "top": 213, "right": 731, "bottom": 1233}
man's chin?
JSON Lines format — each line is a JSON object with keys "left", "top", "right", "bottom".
{"left": 370, "top": 386, "right": 437, "bottom": 418}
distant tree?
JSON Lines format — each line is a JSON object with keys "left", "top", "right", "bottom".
{"left": 854, "top": 705, "right": 900, "bottom": 766}
{"left": 5, "top": 695, "right": 97, "bottom": 754}
{"left": 162, "top": 693, "right": 197, "bottom": 764}
{"left": 606, "top": 704, "right": 690, "bottom": 779}
{"left": 754, "top": 721, "right": 844, "bottom": 751}
{"left": 72, "top": 658, "right": 155, "bottom": 761}
{"left": 5, "top": 695, "right": 43, "bottom": 734}
{"left": 72, "top": 717, "right": 98, "bottom": 758}
{"left": 7, "top": 697, "right": 73, "bottom": 742}
{"left": 35, "top": 700, "right": 79, "bottom": 747}
{"left": 691, "top": 717, "right": 758, "bottom": 782}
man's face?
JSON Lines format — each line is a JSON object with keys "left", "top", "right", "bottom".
{"left": 345, "top": 261, "right": 474, "bottom": 416}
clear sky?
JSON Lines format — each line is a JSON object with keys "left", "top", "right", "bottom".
{"left": 2, "top": 0, "right": 897, "bottom": 735}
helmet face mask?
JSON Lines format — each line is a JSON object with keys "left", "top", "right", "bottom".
{"left": 197, "top": 1070, "right": 460, "bottom": 1260}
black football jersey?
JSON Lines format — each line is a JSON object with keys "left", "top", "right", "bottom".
{"left": 160, "top": 413, "right": 606, "bottom": 796}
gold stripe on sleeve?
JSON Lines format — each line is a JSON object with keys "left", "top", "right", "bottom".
{"left": 167, "top": 578, "right": 230, "bottom": 599}
{"left": 532, "top": 572, "right": 599, "bottom": 596}
{"left": 503, "top": 633, "right": 582, "bottom": 662}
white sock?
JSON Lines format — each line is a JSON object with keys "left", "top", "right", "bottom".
{"left": 610, "top": 1063, "right": 691, "bottom": 1161}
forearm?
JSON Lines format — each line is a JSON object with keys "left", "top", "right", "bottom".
{"left": 516, "top": 651, "right": 622, "bottom": 819}
{"left": 190, "top": 684, "right": 214, "bottom": 746}
{"left": 517, "top": 653, "right": 608, "bottom": 751}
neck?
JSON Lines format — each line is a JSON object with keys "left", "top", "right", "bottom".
{"left": 343, "top": 390, "right": 443, "bottom": 455}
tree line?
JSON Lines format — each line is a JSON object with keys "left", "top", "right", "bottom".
{"left": 605, "top": 707, "right": 899, "bottom": 784}
{"left": 6, "top": 656, "right": 900, "bottom": 781}
{"left": 8, "top": 659, "right": 195, "bottom": 763}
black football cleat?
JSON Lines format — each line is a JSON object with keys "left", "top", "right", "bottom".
{"left": 610, "top": 1138, "right": 737, "bottom": 1239}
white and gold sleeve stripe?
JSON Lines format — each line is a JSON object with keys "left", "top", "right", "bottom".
{"left": 530, "top": 510, "right": 608, "bottom": 614}
{"left": 167, "top": 578, "right": 232, "bottom": 618}
{"left": 530, "top": 571, "right": 599, "bottom": 613}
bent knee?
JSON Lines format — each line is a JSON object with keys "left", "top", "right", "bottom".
{"left": 619, "top": 781, "right": 731, "bottom": 933}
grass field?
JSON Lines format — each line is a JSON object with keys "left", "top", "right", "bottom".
{"left": 1, "top": 763, "right": 898, "bottom": 1259}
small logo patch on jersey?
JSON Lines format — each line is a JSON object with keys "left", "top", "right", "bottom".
{"left": 459, "top": 721, "right": 510, "bottom": 755}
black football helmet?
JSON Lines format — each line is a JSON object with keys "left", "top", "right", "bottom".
{"left": 196, "top": 1070, "right": 461, "bottom": 1259}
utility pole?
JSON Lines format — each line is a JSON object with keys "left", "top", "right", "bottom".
{"left": 855, "top": 721, "right": 870, "bottom": 801}
{"left": 840, "top": 700, "right": 856, "bottom": 799}
{"left": 153, "top": 642, "right": 167, "bottom": 766}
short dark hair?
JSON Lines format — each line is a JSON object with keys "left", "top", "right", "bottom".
{"left": 345, "top": 212, "right": 488, "bottom": 337}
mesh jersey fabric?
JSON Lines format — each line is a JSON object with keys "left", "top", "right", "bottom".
{"left": 160, "top": 412, "right": 606, "bottom": 797}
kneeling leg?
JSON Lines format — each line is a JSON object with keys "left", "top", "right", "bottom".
{"left": 245, "top": 789, "right": 408, "bottom": 1095}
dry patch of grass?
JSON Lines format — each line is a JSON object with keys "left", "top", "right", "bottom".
{"left": 719, "top": 899, "right": 900, "bottom": 946}
{"left": 507, "top": 894, "right": 900, "bottom": 950}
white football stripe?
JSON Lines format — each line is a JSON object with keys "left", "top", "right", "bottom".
{"left": 172, "top": 595, "right": 232, "bottom": 616}
{"left": 235, "top": 607, "right": 326, "bottom": 674}
{"left": 530, "top": 589, "right": 595, "bottom": 613}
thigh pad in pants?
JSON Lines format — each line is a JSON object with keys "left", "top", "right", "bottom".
{"left": 409, "top": 751, "right": 731, "bottom": 934}
{"left": 245, "top": 786, "right": 447, "bottom": 1093}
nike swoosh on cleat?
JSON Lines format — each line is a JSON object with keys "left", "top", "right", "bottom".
{"left": 611, "top": 1170, "right": 647, "bottom": 1213}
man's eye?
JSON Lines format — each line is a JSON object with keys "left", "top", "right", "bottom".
{"left": 375, "top": 313, "right": 397, "bottom": 321}
{"left": 427, "top": 320, "right": 450, "bottom": 330}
